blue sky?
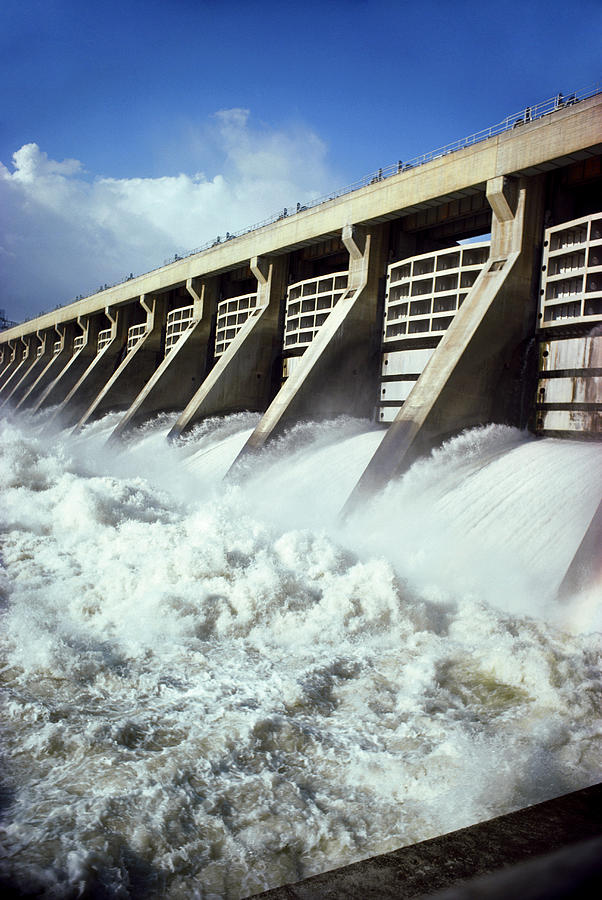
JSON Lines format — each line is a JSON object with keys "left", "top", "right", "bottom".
{"left": 1, "top": 0, "right": 600, "bottom": 321}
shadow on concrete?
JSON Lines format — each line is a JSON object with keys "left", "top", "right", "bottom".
{"left": 248, "top": 782, "right": 602, "bottom": 899}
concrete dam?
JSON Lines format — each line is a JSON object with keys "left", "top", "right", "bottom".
{"left": 1, "top": 89, "right": 602, "bottom": 900}
{"left": 1, "top": 92, "right": 601, "bottom": 452}
{"left": 2, "top": 90, "right": 601, "bottom": 580}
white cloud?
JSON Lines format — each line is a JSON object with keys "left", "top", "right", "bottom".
{"left": 0, "top": 111, "right": 337, "bottom": 322}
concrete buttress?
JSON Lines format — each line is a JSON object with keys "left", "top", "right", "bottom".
{"left": 343, "top": 175, "right": 545, "bottom": 513}
{"left": 29, "top": 316, "right": 100, "bottom": 413}
{"left": 168, "top": 256, "right": 289, "bottom": 441}
{"left": 1, "top": 330, "right": 52, "bottom": 408}
{"left": 16, "top": 323, "right": 77, "bottom": 411}
{"left": 0, "top": 341, "right": 21, "bottom": 392}
{"left": 109, "top": 277, "right": 217, "bottom": 441}
{"left": 232, "top": 223, "right": 388, "bottom": 464}
{"left": 0, "top": 344, "right": 15, "bottom": 387}
{"left": 557, "top": 498, "right": 602, "bottom": 600}
{"left": 73, "top": 295, "right": 167, "bottom": 431}
{"left": 49, "top": 307, "right": 129, "bottom": 428}
{"left": 0, "top": 336, "right": 37, "bottom": 404}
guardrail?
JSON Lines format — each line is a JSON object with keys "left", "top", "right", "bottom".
{"left": 13, "top": 81, "right": 602, "bottom": 327}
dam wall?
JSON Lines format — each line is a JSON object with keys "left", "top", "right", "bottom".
{"left": 1, "top": 91, "right": 601, "bottom": 495}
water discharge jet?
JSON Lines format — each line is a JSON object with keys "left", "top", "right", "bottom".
{"left": 1, "top": 412, "right": 601, "bottom": 898}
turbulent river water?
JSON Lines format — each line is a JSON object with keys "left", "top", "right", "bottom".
{"left": 1, "top": 411, "right": 601, "bottom": 899}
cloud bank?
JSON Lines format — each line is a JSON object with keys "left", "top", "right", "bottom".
{"left": 0, "top": 111, "right": 336, "bottom": 322}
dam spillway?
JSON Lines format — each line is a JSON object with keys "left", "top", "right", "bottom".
{"left": 0, "top": 413, "right": 601, "bottom": 898}
{"left": 1, "top": 88, "right": 601, "bottom": 470}
{"left": 1, "top": 88, "right": 602, "bottom": 898}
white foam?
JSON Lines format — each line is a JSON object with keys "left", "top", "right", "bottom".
{"left": 1, "top": 413, "right": 601, "bottom": 898}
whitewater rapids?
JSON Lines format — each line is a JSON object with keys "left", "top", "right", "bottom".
{"left": 0, "top": 412, "right": 601, "bottom": 899}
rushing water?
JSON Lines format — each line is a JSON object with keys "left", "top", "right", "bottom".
{"left": 1, "top": 412, "right": 601, "bottom": 899}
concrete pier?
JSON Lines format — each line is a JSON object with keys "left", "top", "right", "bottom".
{"left": 73, "top": 295, "right": 166, "bottom": 430}
{"left": 234, "top": 223, "right": 388, "bottom": 461}
{"left": 50, "top": 308, "right": 132, "bottom": 427}
{"left": 0, "top": 331, "right": 51, "bottom": 408}
{"left": 110, "top": 278, "right": 215, "bottom": 440}
{"left": 29, "top": 316, "right": 100, "bottom": 413}
{"left": 342, "top": 175, "right": 546, "bottom": 511}
{"left": 0, "top": 335, "right": 36, "bottom": 404}
{"left": 0, "top": 341, "right": 22, "bottom": 392}
{"left": 168, "top": 256, "right": 289, "bottom": 440}
{"left": 16, "top": 323, "right": 77, "bottom": 410}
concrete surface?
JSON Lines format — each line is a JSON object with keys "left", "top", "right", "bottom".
{"left": 342, "top": 174, "right": 545, "bottom": 513}
{"left": 235, "top": 223, "right": 388, "bottom": 459}
{"left": 29, "top": 316, "right": 100, "bottom": 413}
{"left": 169, "top": 256, "right": 289, "bottom": 440}
{"left": 0, "top": 331, "right": 53, "bottom": 408}
{"left": 74, "top": 295, "right": 166, "bottom": 430}
{"left": 247, "top": 782, "right": 602, "bottom": 899}
{"left": 109, "top": 277, "right": 216, "bottom": 440}
{"left": 16, "top": 323, "right": 77, "bottom": 410}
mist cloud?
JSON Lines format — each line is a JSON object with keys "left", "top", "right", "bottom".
{"left": 0, "top": 110, "right": 336, "bottom": 322}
